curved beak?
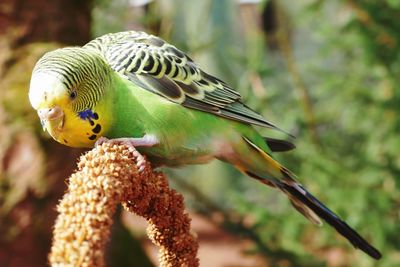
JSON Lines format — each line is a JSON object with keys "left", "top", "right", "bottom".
{"left": 37, "top": 106, "right": 64, "bottom": 131}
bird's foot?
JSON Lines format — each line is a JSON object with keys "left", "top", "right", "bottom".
{"left": 95, "top": 135, "right": 158, "bottom": 172}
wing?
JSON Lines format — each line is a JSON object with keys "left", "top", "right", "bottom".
{"left": 84, "top": 31, "right": 285, "bottom": 131}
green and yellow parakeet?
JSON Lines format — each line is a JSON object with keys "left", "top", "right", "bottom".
{"left": 29, "top": 31, "right": 381, "bottom": 259}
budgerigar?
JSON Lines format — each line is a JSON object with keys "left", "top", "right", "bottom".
{"left": 29, "top": 31, "right": 381, "bottom": 259}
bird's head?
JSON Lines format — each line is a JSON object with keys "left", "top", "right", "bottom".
{"left": 29, "top": 47, "right": 113, "bottom": 147}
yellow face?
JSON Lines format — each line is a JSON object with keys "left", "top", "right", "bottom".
{"left": 29, "top": 72, "right": 109, "bottom": 148}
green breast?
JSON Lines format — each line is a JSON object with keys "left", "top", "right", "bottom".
{"left": 104, "top": 75, "right": 232, "bottom": 165}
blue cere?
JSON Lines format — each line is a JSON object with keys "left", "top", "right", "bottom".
{"left": 78, "top": 109, "right": 97, "bottom": 120}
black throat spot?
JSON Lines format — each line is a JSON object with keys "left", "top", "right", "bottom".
{"left": 92, "top": 124, "right": 101, "bottom": 134}
{"left": 88, "top": 134, "right": 97, "bottom": 140}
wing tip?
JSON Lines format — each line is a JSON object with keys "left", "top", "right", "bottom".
{"left": 264, "top": 137, "right": 296, "bottom": 152}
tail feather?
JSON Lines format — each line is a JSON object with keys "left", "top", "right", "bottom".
{"left": 288, "top": 198, "right": 322, "bottom": 226}
{"left": 279, "top": 181, "right": 382, "bottom": 259}
{"left": 242, "top": 137, "right": 382, "bottom": 259}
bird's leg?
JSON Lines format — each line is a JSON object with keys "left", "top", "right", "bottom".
{"left": 117, "top": 135, "right": 159, "bottom": 147}
{"left": 95, "top": 134, "right": 159, "bottom": 147}
{"left": 95, "top": 135, "right": 159, "bottom": 172}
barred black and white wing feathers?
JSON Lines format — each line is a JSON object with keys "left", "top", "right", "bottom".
{"left": 84, "top": 31, "right": 283, "bottom": 130}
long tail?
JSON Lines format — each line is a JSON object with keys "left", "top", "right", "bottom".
{"left": 242, "top": 137, "right": 382, "bottom": 260}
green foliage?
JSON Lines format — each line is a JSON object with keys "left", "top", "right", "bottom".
{"left": 107, "top": 209, "right": 154, "bottom": 267}
{"left": 93, "top": 0, "right": 400, "bottom": 266}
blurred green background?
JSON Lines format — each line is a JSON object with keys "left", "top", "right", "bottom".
{"left": 1, "top": 0, "right": 399, "bottom": 266}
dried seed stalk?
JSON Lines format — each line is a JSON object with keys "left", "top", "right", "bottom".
{"left": 49, "top": 143, "right": 199, "bottom": 267}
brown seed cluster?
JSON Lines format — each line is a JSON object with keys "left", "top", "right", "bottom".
{"left": 49, "top": 142, "right": 199, "bottom": 267}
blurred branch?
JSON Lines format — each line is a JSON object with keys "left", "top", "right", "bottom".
{"left": 346, "top": 0, "right": 396, "bottom": 49}
{"left": 274, "top": 2, "right": 320, "bottom": 146}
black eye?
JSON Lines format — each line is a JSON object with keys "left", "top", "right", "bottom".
{"left": 69, "top": 90, "right": 77, "bottom": 99}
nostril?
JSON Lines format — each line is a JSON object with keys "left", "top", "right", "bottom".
{"left": 38, "top": 106, "right": 63, "bottom": 121}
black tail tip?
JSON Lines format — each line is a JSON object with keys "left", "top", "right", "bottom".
{"left": 280, "top": 182, "right": 382, "bottom": 260}
{"left": 360, "top": 244, "right": 382, "bottom": 260}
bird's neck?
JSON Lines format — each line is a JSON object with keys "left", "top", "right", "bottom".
{"left": 101, "top": 73, "right": 149, "bottom": 139}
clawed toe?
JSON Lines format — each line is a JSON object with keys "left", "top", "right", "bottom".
{"left": 95, "top": 136, "right": 147, "bottom": 172}
{"left": 95, "top": 136, "right": 109, "bottom": 146}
